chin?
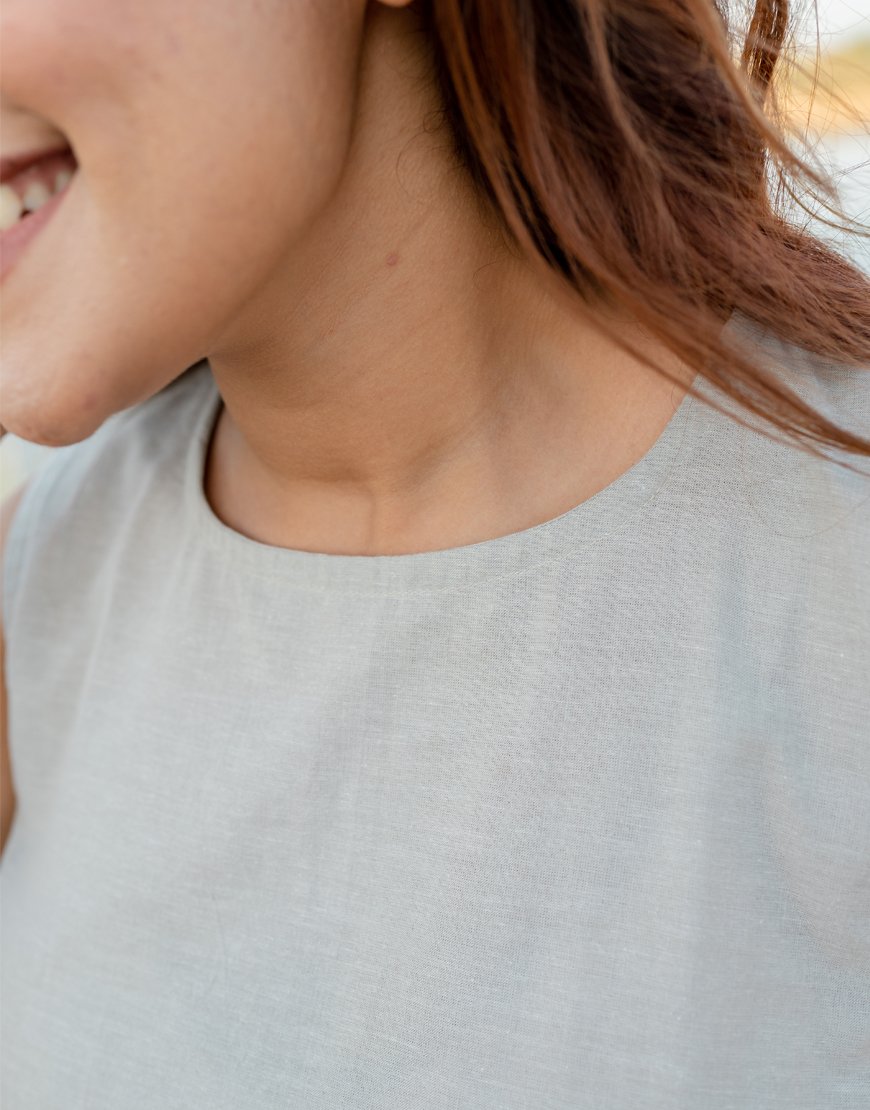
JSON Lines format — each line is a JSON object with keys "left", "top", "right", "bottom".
{"left": 0, "top": 395, "right": 109, "bottom": 448}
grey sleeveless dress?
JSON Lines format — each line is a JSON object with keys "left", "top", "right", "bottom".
{"left": 2, "top": 312, "right": 869, "bottom": 1108}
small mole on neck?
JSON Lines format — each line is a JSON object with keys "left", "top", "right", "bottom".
{"left": 385, "top": 252, "right": 399, "bottom": 267}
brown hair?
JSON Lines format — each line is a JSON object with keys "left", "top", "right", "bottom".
{"left": 416, "top": 0, "right": 870, "bottom": 472}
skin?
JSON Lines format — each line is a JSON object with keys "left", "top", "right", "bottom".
{"left": 0, "top": 0, "right": 700, "bottom": 559}
{"left": 0, "top": 0, "right": 707, "bottom": 850}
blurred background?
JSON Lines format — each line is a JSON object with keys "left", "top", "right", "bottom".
{"left": 784, "top": 1, "right": 869, "bottom": 271}
{"left": 1, "top": 1, "right": 868, "bottom": 500}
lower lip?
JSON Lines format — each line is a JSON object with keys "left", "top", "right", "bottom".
{"left": 0, "top": 183, "right": 71, "bottom": 286}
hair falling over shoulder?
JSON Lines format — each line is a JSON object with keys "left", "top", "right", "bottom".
{"left": 417, "top": 0, "right": 870, "bottom": 471}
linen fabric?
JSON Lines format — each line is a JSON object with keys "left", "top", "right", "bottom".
{"left": 2, "top": 311, "right": 869, "bottom": 1108}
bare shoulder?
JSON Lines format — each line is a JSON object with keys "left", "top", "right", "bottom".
{"left": 1, "top": 480, "right": 30, "bottom": 855}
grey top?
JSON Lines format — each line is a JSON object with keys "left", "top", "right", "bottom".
{"left": 2, "top": 311, "right": 869, "bottom": 1109}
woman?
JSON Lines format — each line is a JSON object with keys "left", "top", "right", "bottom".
{"left": 0, "top": 1, "right": 868, "bottom": 1106}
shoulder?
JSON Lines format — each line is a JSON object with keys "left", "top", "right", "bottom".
{"left": 721, "top": 313, "right": 870, "bottom": 544}
{"left": 725, "top": 312, "right": 870, "bottom": 443}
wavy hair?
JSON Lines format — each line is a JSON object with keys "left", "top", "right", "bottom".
{"left": 416, "top": 0, "right": 870, "bottom": 471}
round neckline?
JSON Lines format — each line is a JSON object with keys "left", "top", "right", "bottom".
{"left": 184, "top": 322, "right": 739, "bottom": 595}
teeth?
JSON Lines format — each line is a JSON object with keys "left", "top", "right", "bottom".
{"left": 0, "top": 164, "right": 74, "bottom": 232}
{"left": 0, "top": 184, "right": 24, "bottom": 231}
{"left": 22, "top": 180, "right": 52, "bottom": 213}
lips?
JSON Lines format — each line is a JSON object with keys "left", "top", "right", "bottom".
{"left": 0, "top": 144, "right": 73, "bottom": 185}
{"left": 1, "top": 149, "right": 76, "bottom": 217}
{"left": 0, "top": 146, "right": 76, "bottom": 284}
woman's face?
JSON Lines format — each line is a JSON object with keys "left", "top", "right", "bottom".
{"left": 0, "top": 0, "right": 377, "bottom": 444}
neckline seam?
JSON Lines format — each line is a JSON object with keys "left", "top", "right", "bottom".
{"left": 186, "top": 362, "right": 701, "bottom": 594}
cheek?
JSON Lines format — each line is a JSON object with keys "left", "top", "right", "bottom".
{"left": 0, "top": 0, "right": 140, "bottom": 117}
{"left": 0, "top": 0, "right": 367, "bottom": 445}
{"left": 125, "top": 6, "right": 365, "bottom": 280}
{"left": 2, "top": 0, "right": 364, "bottom": 202}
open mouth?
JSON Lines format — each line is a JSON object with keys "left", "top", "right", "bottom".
{"left": 0, "top": 146, "right": 78, "bottom": 231}
{"left": 0, "top": 146, "right": 78, "bottom": 284}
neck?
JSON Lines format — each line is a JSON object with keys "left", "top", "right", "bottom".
{"left": 202, "top": 4, "right": 695, "bottom": 556}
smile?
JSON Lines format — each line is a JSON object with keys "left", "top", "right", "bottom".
{"left": 0, "top": 148, "right": 78, "bottom": 285}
